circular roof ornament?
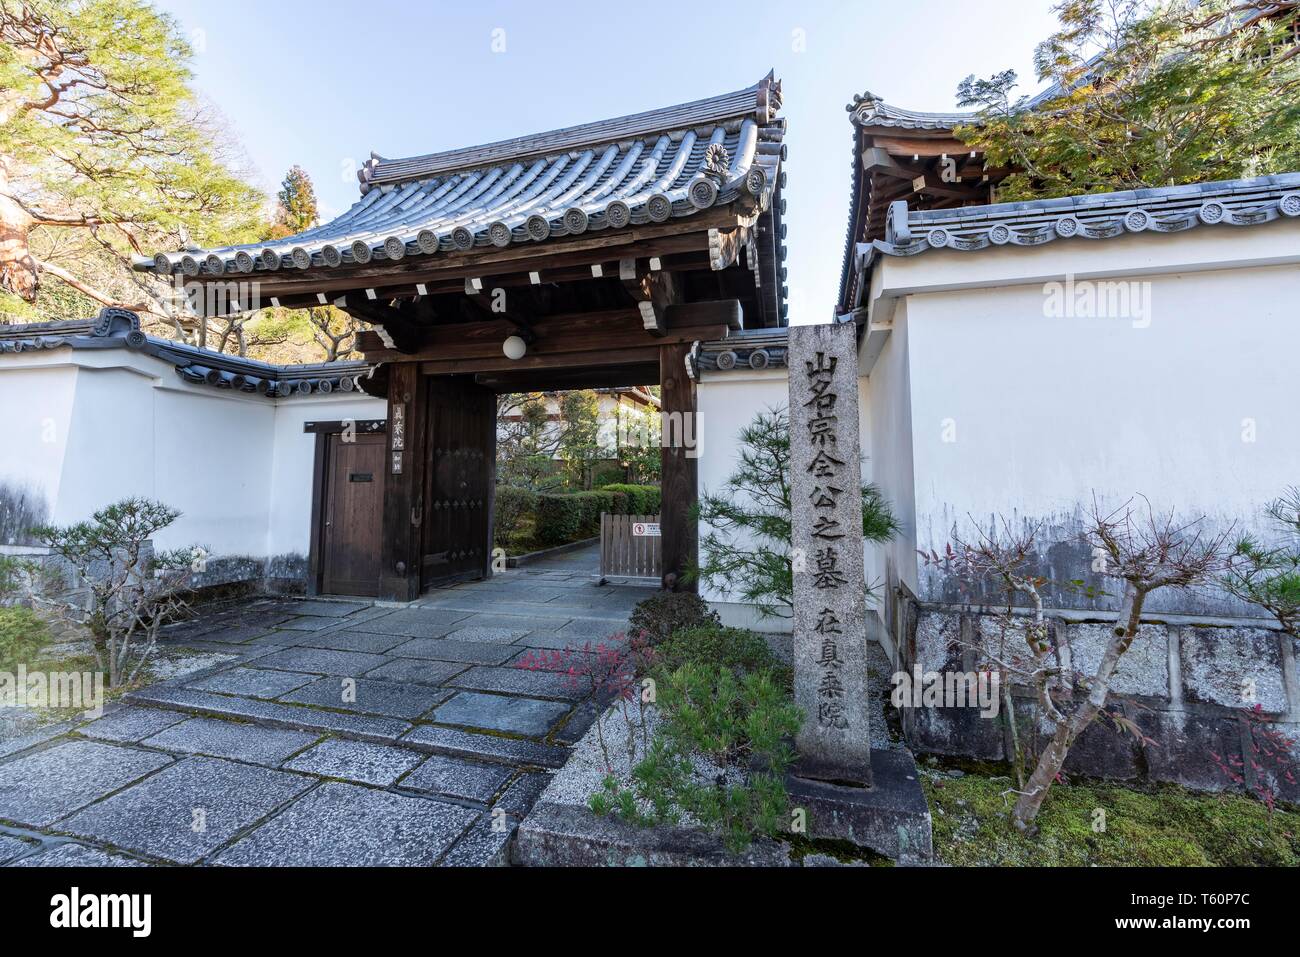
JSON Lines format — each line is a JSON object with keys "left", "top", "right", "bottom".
{"left": 1280, "top": 193, "right": 1300, "bottom": 217}
{"left": 562, "top": 207, "right": 588, "bottom": 234}
{"left": 317, "top": 379, "right": 333, "bottom": 395}
{"left": 646, "top": 194, "right": 672, "bottom": 222}
{"left": 417, "top": 230, "right": 440, "bottom": 254}
{"left": 153, "top": 253, "right": 172, "bottom": 273}
{"left": 125, "top": 329, "right": 148, "bottom": 349}
{"left": 261, "top": 248, "right": 282, "bottom": 270}
{"left": 688, "top": 176, "right": 718, "bottom": 210}
{"left": 1054, "top": 215, "right": 1080, "bottom": 238}
{"left": 605, "top": 200, "right": 631, "bottom": 229}
{"left": 749, "top": 349, "right": 770, "bottom": 370}
{"left": 291, "top": 247, "right": 312, "bottom": 269}
{"left": 488, "top": 221, "right": 512, "bottom": 247}
{"left": 321, "top": 245, "right": 342, "bottom": 267}
{"left": 234, "top": 251, "right": 256, "bottom": 273}
{"left": 715, "top": 350, "right": 737, "bottom": 370}
{"left": 451, "top": 226, "right": 475, "bottom": 250}
{"left": 204, "top": 254, "right": 225, "bottom": 274}
{"left": 926, "top": 228, "right": 950, "bottom": 249}
{"left": 744, "top": 165, "right": 767, "bottom": 196}
{"left": 180, "top": 255, "right": 200, "bottom": 277}
{"left": 351, "top": 240, "right": 372, "bottom": 264}
{"left": 989, "top": 224, "right": 1012, "bottom": 245}
{"left": 526, "top": 215, "right": 551, "bottom": 241}
{"left": 1124, "top": 209, "right": 1150, "bottom": 232}
{"left": 383, "top": 236, "right": 406, "bottom": 260}
{"left": 1198, "top": 201, "right": 1225, "bottom": 224}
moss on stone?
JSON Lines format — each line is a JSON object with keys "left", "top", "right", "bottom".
{"left": 924, "top": 763, "right": 1300, "bottom": 866}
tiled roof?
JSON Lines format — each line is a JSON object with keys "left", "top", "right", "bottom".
{"left": 869, "top": 173, "right": 1300, "bottom": 257}
{"left": 137, "top": 75, "right": 784, "bottom": 279}
{"left": 0, "top": 309, "right": 376, "bottom": 398}
{"left": 694, "top": 326, "right": 788, "bottom": 373}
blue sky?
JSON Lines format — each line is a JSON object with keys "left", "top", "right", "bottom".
{"left": 156, "top": 0, "right": 1061, "bottom": 323}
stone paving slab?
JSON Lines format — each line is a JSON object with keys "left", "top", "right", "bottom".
{"left": 60, "top": 756, "right": 315, "bottom": 864}
{"left": 280, "top": 677, "right": 451, "bottom": 720}
{"left": 296, "top": 630, "right": 411, "bottom": 654}
{"left": 252, "top": 647, "right": 391, "bottom": 676}
{"left": 439, "top": 816, "right": 513, "bottom": 867}
{"left": 352, "top": 609, "right": 471, "bottom": 638}
{"left": 188, "top": 623, "right": 276, "bottom": 645}
{"left": 273, "top": 616, "right": 339, "bottom": 632}
{"left": 0, "top": 834, "right": 33, "bottom": 863}
{"left": 399, "top": 754, "right": 513, "bottom": 803}
{"left": 385, "top": 637, "right": 517, "bottom": 665}
{"left": 441, "top": 626, "right": 532, "bottom": 644}
{"left": 0, "top": 719, "right": 78, "bottom": 761}
{"left": 363, "top": 658, "right": 467, "bottom": 686}
{"left": 496, "top": 772, "right": 553, "bottom": 820}
{"left": 450, "top": 665, "right": 584, "bottom": 701}
{"left": 283, "top": 738, "right": 423, "bottom": 786}
{"left": 126, "top": 687, "right": 413, "bottom": 742}
{"left": 79, "top": 707, "right": 187, "bottom": 743}
{"left": 0, "top": 740, "right": 172, "bottom": 828}
{"left": 455, "top": 612, "right": 570, "bottom": 632}
{"left": 142, "top": 717, "right": 319, "bottom": 764}
{"left": 279, "top": 600, "right": 369, "bottom": 618}
{"left": 552, "top": 619, "right": 628, "bottom": 642}
{"left": 187, "top": 666, "right": 317, "bottom": 699}
{"left": 8, "top": 843, "right": 145, "bottom": 867}
{"left": 214, "top": 782, "right": 478, "bottom": 867}
{"left": 400, "top": 725, "right": 568, "bottom": 768}
{"left": 430, "top": 692, "right": 570, "bottom": 737}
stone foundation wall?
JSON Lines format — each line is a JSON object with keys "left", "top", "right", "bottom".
{"left": 893, "top": 603, "right": 1300, "bottom": 803}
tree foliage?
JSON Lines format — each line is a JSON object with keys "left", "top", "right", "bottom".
{"left": 955, "top": 0, "right": 1300, "bottom": 200}
{"left": 0, "top": 0, "right": 265, "bottom": 325}
{"left": 1223, "top": 487, "right": 1300, "bottom": 638}
{"left": 694, "top": 406, "right": 900, "bottom": 618}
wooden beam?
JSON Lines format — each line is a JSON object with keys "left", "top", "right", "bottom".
{"left": 621, "top": 263, "right": 682, "bottom": 336}
{"left": 663, "top": 299, "right": 742, "bottom": 331}
{"left": 659, "top": 342, "right": 697, "bottom": 592}
{"left": 473, "top": 363, "right": 660, "bottom": 393}
{"left": 379, "top": 363, "right": 428, "bottom": 601}
{"left": 419, "top": 345, "right": 663, "bottom": 377}
{"left": 356, "top": 309, "right": 730, "bottom": 364}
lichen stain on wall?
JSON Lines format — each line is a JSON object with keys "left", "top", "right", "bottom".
{"left": 916, "top": 501, "right": 1261, "bottom": 618}
{"left": 0, "top": 479, "right": 50, "bottom": 546}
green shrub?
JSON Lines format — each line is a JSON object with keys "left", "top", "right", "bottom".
{"left": 593, "top": 463, "right": 627, "bottom": 488}
{"left": 591, "top": 662, "right": 803, "bottom": 851}
{"left": 629, "top": 591, "right": 720, "bottom": 646}
{"left": 0, "top": 606, "right": 50, "bottom": 669}
{"left": 494, "top": 486, "right": 539, "bottom": 547}
{"left": 601, "top": 484, "right": 661, "bottom": 515}
{"left": 655, "top": 625, "right": 788, "bottom": 687}
{"left": 535, "top": 493, "right": 584, "bottom": 547}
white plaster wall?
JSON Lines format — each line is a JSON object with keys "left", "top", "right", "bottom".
{"left": 867, "top": 224, "right": 1300, "bottom": 615}
{"left": 695, "top": 367, "right": 791, "bottom": 631}
{"left": 0, "top": 345, "right": 381, "bottom": 574}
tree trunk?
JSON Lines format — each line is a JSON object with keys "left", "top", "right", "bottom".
{"left": 1011, "top": 582, "right": 1147, "bottom": 831}
{"left": 0, "top": 157, "right": 38, "bottom": 303}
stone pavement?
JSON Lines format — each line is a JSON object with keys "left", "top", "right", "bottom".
{"left": 0, "top": 546, "right": 656, "bottom": 866}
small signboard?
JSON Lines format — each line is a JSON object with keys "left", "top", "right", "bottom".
{"left": 632, "top": 522, "right": 661, "bottom": 537}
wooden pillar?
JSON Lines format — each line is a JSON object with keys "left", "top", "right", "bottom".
{"left": 659, "top": 342, "right": 697, "bottom": 591}
{"left": 379, "top": 362, "right": 428, "bottom": 602}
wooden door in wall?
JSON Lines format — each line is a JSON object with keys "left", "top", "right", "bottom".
{"left": 422, "top": 378, "right": 496, "bottom": 588}
{"left": 321, "top": 432, "right": 387, "bottom": 596}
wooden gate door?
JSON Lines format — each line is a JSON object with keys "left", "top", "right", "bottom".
{"left": 321, "top": 432, "right": 387, "bottom": 596}
{"left": 422, "top": 378, "right": 496, "bottom": 587}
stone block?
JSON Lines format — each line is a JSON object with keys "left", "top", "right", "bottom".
{"left": 431, "top": 692, "right": 570, "bottom": 737}
{"left": 1181, "top": 626, "right": 1286, "bottom": 713}
{"left": 280, "top": 677, "right": 450, "bottom": 720}
{"left": 400, "top": 725, "right": 568, "bottom": 768}
{"left": 214, "top": 783, "right": 477, "bottom": 867}
{"left": 142, "top": 717, "right": 319, "bottom": 764}
{"left": 1066, "top": 622, "right": 1169, "bottom": 698}
{"left": 384, "top": 637, "right": 517, "bottom": 665}
{"left": 450, "top": 665, "right": 584, "bottom": 701}
{"left": 400, "top": 754, "right": 513, "bottom": 802}
{"left": 187, "top": 666, "right": 316, "bottom": 699}
{"left": 283, "top": 738, "right": 423, "bottom": 786}
{"left": 353, "top": 609, "right": 471, "bottom": 638}
{"left": 251, "top": 647, "right": 390, "bottom": 676}
{"left": 9, "top": 843, "right": 144, "bottom": 867}
{"left": 362, "top": 658, "right": 467, "bottom": 686}
{"left": 296, "top": 630, "right": 409, "bottom": 654}
{"left": 0, "top": 740, "right": 171, "bottom": 827}
{"left": 913, "top": 610, "right": 962, "bottom": 673}
{"left": 60, "top": 756, "right": 313, "bottom": 863}
{"left": 78, "top": 706, "right": 186, "bottom": 743}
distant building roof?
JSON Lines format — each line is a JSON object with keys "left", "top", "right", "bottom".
{"left": 136, "top": 75, "right": 785, "bottom": 281}
{"left": 0, "top": 309, "right": 377, "bottom": 399}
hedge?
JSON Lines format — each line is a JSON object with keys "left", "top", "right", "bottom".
{"left": 497, "top": 483, "right": 662, "bottom": 550}
{"left": 601, "top": 483, "right": 661, "bottom": 515}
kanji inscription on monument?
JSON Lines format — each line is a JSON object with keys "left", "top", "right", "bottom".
{"left": 788, "top": 321, "right": 872, "bottom": 786}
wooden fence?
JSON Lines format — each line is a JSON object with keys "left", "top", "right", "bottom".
{"left": 599, "top": 513, "right": 661, "bottom": 582}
